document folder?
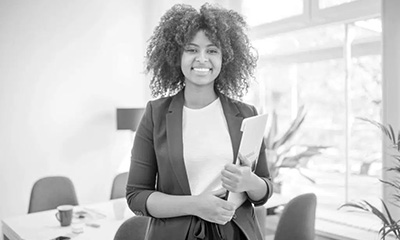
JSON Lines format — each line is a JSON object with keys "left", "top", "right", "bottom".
{"left": 226, "top": 113, "right": 269, "bottom": 207}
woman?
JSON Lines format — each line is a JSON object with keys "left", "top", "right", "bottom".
{"left": 126, "top": 3, "right": 273, "bottom": 240}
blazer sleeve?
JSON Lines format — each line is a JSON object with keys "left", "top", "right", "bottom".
{"left": 246, "top": 106, "right": 273, "bottom": 207}
{"left": 126, "top": 101, "right": 157, "bottom": 217}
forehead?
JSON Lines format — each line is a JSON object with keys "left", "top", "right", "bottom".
{"left": 188, "top": 30, "right": 216, "bottom": 46}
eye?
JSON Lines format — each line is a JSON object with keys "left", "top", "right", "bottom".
{"left": 207, "top": 48, "right": 220, "bottom": 54}
{"left": 184, "top": 47, "right": 197, "bottom": 53}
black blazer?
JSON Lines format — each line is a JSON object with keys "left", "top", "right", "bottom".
{"left": 126, "top": 90, "right": 273, "bottom": 240}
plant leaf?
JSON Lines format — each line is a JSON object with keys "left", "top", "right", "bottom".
{"left": 381, "top": 200, "right": 397, "bottom": 226}
{"left": 387, "top": 165, "right": 400, "bottom": 174}
{"left": 388, "top": 124, "right": 396, "bottom": 145}
{"left": 358, "top": 117, "right": 395, "bottom": 144}
{"left": 398, "top": 132, "right": 400, "bottom": 151}
{"left": 272, "top": 106, "right": 306, "bottom": 149}
{"left": 381, "top": 208, "right": 400, "bottom": 238}
{"left": 379, "top": 179, "right": 400, "bottom": 191}
{"left": 362, "top": 201, "right": 390, "bottom": 226}
{"left": 380, "top": 225, "right": 400, "bottom": 239}
{"left": 279, "top": 150, "right": 321, "bottom": 168}
{"left": 338, "top": 202, "right": 368, "bottom": 211}
{"left": 391, "top": 155, "right": 400, "bottom": 162}
{"left": 297, "top": 168, "right": 316, "bottom": 183}
{"left": 393, "top": 194, "right": 400, "bottom": 203}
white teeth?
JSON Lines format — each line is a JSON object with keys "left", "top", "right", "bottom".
{"left": 193, "top": 68, "right": 210, "bottom": 72}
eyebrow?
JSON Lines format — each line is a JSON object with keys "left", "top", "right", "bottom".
{"left": 186, "top": 43, "right": 218, "bottom": 48}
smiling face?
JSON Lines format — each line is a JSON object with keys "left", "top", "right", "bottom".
{"left": 180, "top": 30, "right": 222, "bottom": 91}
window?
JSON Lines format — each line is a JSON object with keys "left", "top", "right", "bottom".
{"left": 243, "top": 0, "right": 382, "bottom": 228}
{"left": 241, "top": 0, "right": 304, "bottom": 26}
{"left": 319, "top": 0, "right": 362, "bottom": 9}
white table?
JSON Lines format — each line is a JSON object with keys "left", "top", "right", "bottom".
{"left": 2, "top": 194, "right": 288, "bottom": 240}
{"left": 2, "top": 199, "right": 134, "bottom": 240}
{"left": 266, "top": 193, "right": 288, "bottom": 208}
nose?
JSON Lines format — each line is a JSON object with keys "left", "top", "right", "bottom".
{"left": 196, "top": 51, "right": 208, "bottom": 62}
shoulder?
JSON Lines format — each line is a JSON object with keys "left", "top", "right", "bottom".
{"left": 148, "top": 95, "right": 174, "bottom": 110}
{"left": 219, "top": 93, "right": 258, "bottom": 117}
{"left": 145, "top": 91, "right": 182, "bottom": 115}
{"left": 140, "top": 95, "right": 176, "bottom": 128}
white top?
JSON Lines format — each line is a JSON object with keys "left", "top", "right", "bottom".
{"left": 182, "top": 98, "right": 233, "bottom": 195}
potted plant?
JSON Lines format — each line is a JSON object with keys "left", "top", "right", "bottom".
{"left": 339, "top": 118, "right": 400, "bottom": 240}
{"left": 265, "top": 105, "right": 329, "bottom": 193}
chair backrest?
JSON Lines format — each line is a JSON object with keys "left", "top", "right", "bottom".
{"left": 114, "top": 216, "right": 150, "bottom": 240}
{"left": 110, "top": 172, "right": 129, "bottom": 200}
{"left": 28, "top": 176, "right": 79, "bottom": 213}
{"left": 274, "top": 193, "right": 317, "bottom": 240}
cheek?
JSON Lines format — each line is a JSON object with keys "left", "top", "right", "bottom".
{"left": 180, "top": 56, "right": 192, "bottom": 77}
{"left": 180, "top": 55, "right": 185, "bottom": 67}
{"left": 180, "top": 55, "right": 192, "bottom": 68}
{"left": 180, "top": 57, "right": 187, "bottom": 72}
{"left": 214, "top": 57, "right": 223, "bottom": 73}
{"left": 216, "top": 54, "right": 222, "bottom": 66}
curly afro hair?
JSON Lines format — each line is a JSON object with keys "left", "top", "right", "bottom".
{"left": 145, "top": 3, "right": 257, "bottom": 99}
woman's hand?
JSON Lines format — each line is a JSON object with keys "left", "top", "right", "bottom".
{"left": 221, "top": 154, "right": 268, "bottom": 202}
{"left": 220, "top": 154, "right": 257, "bottom": 193}
{"left": 193, "top": 188, "right": 236, "bottom": 225}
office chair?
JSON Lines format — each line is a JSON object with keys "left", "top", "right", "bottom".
{"left": 265, "top": 193, "right": 317, "bottom": 240}
{"left": 28, "top": 176, "right": 79, "bottom": 213}
{"left": 114, "top": 216, "right": 150, "bottom": 240}
{"left": 110, "top": 172, "right": 129, "bottom": 200}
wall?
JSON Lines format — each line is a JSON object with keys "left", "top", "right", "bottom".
{"left": 0, "top": 1, "right": 244, "bottom": 239}
{"left": 0, "top": 0, "right": 148, "bottom": 236}
{"left": 382, "top": 0, "right": 400, "bottom": 220}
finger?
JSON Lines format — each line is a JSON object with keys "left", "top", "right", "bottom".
{"left": 216, "top": 218, "right": 231, "bottom": 225}
{"left": 221, "top": 182, "right": 230, "bottom": 192}
{"left": 219, "top": 213, "right": 234, "bottom": 223}
{"left": 212, "top": 188, "right": 227, "bottom": 198}
{"left": 221, "top": 172, "right": 239, "bottom": 185}
{"left": 222, "top": 171, "right": 242, "bottom": 188}
{"left": 219, "top": 209, "right": 234, "bottom": 218}
{"left": 221, "top": 182, "right": 238, "bottom": 193}
{"left": 221, "top": 168, "right": 238, "bottom": 180}
{"left": 238, "top": 153, "right": 252, "bottom": 167}
{"left": 224, "top": 164, "right": 240, "bottom": 173}
{"left": 221, "top": 201, "right": 236, "bottom": 211}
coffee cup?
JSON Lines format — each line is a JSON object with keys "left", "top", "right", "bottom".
{"left": 55, "top": 205, "right": 73, "bottom": 227}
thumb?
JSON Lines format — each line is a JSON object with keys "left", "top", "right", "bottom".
{"left": 211, "top": 188, "right": 227, "bottom": 198}
{"left": 238, "top": 152, "right": 252, "bottom": 167}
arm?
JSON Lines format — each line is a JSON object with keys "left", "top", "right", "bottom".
{"left": 146, "top": 189, "right": 236, "bottom": 225}
{"left": 126, "top": 101, "right": 157, "bottom": 216}
{"left": 245, "top": 174, "right": 268, "bottom": 201}
{"left": 247, "top": 142, "right": 274, "bottom": 205}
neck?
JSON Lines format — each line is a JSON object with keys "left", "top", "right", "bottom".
{"left": 184, "top": 85, "right": 218, "bottom": 109}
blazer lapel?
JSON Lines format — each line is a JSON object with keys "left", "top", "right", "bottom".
{"left": 166, "top": 91, "right": 191, "bottom": 195}
{"left": 219, "top": 94, "right": 244, "bottom": 164}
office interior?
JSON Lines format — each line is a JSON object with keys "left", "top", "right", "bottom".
{"left": 1, "top": 0, "right": 399, "bottom": 239}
